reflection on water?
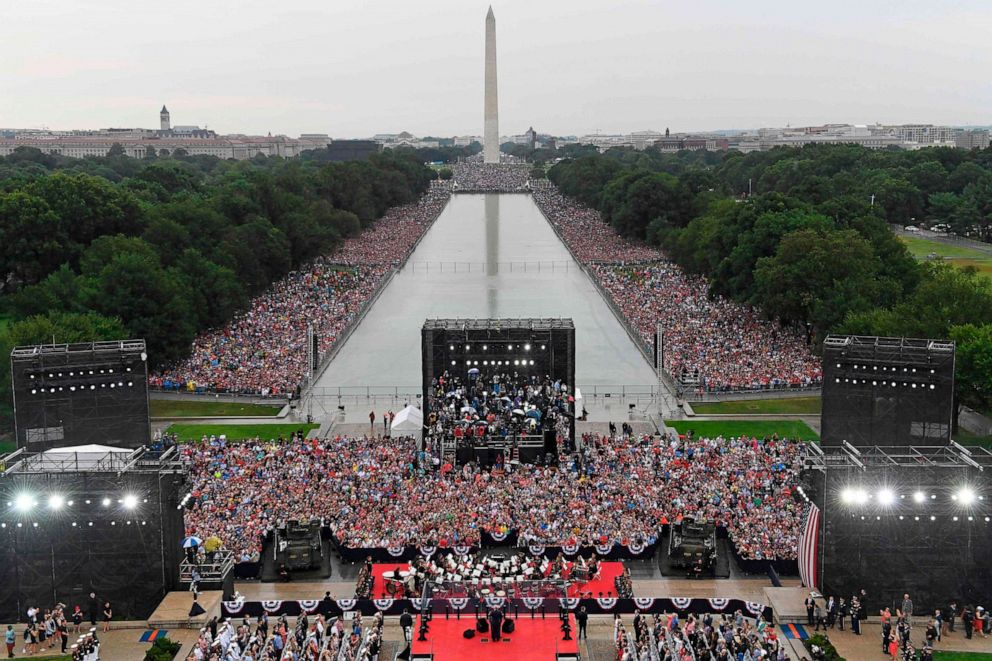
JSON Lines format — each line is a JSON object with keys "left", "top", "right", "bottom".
{"left": 315, "top": 194, "right": 656, "bottom": 388}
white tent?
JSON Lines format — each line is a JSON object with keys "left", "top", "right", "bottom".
{"left": 35, "top": 444, "right": 133, "bottom": 470}
{"left": 390, "top": 405, "right": 424, "bottom": 435}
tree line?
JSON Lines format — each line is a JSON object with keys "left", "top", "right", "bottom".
{"left": 548, "top": 144, "right": 992, "bottom": 420}
{"left": 0, "top": 146, "right": 436, "bottom": 428}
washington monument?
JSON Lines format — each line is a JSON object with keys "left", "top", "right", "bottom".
{"left": 483, "top": 6, "right": 499, "bottom": 164}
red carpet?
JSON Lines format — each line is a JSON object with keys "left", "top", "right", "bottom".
{"left": 567, "top": 561, "right": 624, "bottom": 597}
{"left": 371, "top": 563, "right": 412, "bottom": 598}
{"left": 412, "top": 614, "right": 578, "bottom": 660}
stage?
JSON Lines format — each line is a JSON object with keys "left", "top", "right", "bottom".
{"left": 412, "top": 614, "right": 578, "bottom": 661}
{"left": 369, "top": 561, "right": 625, "bottom": 599}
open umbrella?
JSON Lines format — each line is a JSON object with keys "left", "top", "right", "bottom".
{"left": 468, "top": 368, "right": 480, "bottom": 376}
{"left": 181, "top": 536, "right": 202, "bottom": 549}
{"left": 512, "top": 408, "right": 526, "bottom": 416}
{"left": 460, "top": 406, "right": 477, "bottom": 414}
{"left": 526, "top": 409, "right": 542, "bottom": 420}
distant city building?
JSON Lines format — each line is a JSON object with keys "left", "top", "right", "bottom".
{"left": 0, "top": 106, "right": 326, "bottom": 160}
{"left": 324, "top": 140, "right": 382, "bottom": 162}
{"left": 956, "top": 129, "right": 991, "bottom": 150}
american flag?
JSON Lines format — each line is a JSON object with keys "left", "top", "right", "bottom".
{"left": 798, "top": 502, "right": 821, "bottom": 589}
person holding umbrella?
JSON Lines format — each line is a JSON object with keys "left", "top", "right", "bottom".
{"left": 182, "top": 535, "right": 203, "bottom": 563}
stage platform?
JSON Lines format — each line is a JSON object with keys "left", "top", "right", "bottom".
{"left": 147, "top": 590, "right": 222, "bottom": 629}
{"left": 762, "top": 587, "right": 811, "bottom": 624}
{"left": 412, "top": 614, "right": 578, "bottom": 661}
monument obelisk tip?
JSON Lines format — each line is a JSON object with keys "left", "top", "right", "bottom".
{"left": 483, "top": 6, "right": 499, "bottom": 163}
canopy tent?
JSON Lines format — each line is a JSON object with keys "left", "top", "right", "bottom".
{"left": 33, "top": 444, "right": 134, "bottom": 471}
{"left": 390, "top": 405, "right": 424, "bottom": 435}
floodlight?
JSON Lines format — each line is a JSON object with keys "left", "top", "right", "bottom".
{"left": 14, "top": 493, "right": 35, "bottom": 512}
{"left": 122, "top": 494, "right": 138, "bottom": 509}
{"left": 912, "top": 491, "right": 926, "bottom": 504}
{"left": 524, "top": 344, "right": 531, "bottom": 351}
{"left": 101, "top": 497, "right": 111, "bottom": 507}
{"left": 957, "top": 488, "right": 976, "bottom": 505}
{"left": 48, "top": 495, "right": 65, "bottom": 510}
{"left": 877, "top": 489, "right": 895, "bottom": 506}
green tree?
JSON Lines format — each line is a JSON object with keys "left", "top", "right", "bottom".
{"left": 949, "top": 324, "right": 992, "bottom": 422}
{"left": 754, "top": 228, "right": 882, "bottom": 335}
{"left": 438, "top": 168, "right": 453, "bottom": 180}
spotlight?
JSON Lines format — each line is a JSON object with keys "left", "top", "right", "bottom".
{"left": 14, "top": 493, "right": 35, "bottom": 512}
{"left": 524, "top": 344, "right": 531, "bottom": 351}
{"left": 451, "top": 361, "right": 456, "bottom": 366}
{"left": 957, "top": 488, "right": 976, "bottom": 505}
{"left": 913, "top": 491, "right": 926, "bottom": 504}
{"left": 529, "top": 360, "right": 534, "bottom": 365}
{"left": 48, "top": 495, "right": 65, "bottom": 510}
{"left": 877, "top": 489, "right": 895, "bottom": 506}
{"left": 541, "top": 345, "right": 546, "bottom": 350}
{"left": 101, "top": 497, "right": 111, "bottom": 507}
{"left": 841, "top": 488, "right": 868, "bottom": 505}
{"left": 465, "top": 345, "right": 470, "bottom": 350}
{"left": 122, "top": 494, "right": 138, "bottom": 509}
{"left": 482, "top": 345, "right": 487, "bottom": 350}
{"left": 449, "top": 345, "right": 454, "bottom": 350}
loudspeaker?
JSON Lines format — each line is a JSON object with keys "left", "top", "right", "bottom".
{"left": 502, "top": 619, "right": 514, "bottom": 634}
{"left": 463, "top": 629, "right": 476, "bottom": 639}
{"left": 476, "top": 618, "right": 489, "bottom": 633}
{"left": 543, "top": 429, "right": 556, "bottom": 455}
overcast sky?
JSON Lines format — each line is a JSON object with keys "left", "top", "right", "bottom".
{"left": 1, "top": 0, "right": 990, "bottom": 138}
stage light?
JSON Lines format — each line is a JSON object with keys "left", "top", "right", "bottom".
{"left": 450, "top": 361, "right": 455, "bottom": 366}
{"left": 483, "top": 361, "right": 488, "bottom": 366}
{"left": 541, "top": 345, "right": 545, "bottom": 350}
{"left": 930, "top": 515, "right": 936, "bottom": 521}
{"left": 449, "top": 345, "right": 454, "bottom": 350}
{"left": 14, "top": 493, "right": 35, "bottom": 512}
{"left": 482, "top": 345, "right": 487, "bottom": 350}
{"left": 507, "top": 344, "right": 513, "bottom": 350}
{"left": 913, "top": 491, "right": 926, "bottom": 503}
{"left": 841, "top": 488, "right": 868, "bottom": 505}
{"left": 529, "top": 360, "right": 534, "bottom": 365}
{"left": 101, "top": 497, "right": 111, "bottom": 507}
{"left": 524, "top": 344, "right": 530, "bottom": 351}
{"left": 957, "top": 488, "right": 976, "bottom": 505}
{"left": 48, "top": 495, "right": 65, "bottom": 510}
{"left": 465, "top": 345, "right": 470, "bottom": 350}
{"left": 514, "top": 360, "right": 519, "bottom": 366}
{"left": 31, "top": 389, "right": 37, "bottom": 395}
{"left": 122, "top": 494, "right": 138, "bottom": 509}
{"left": 877, "top": 489, "right": 895, "bottom": 506}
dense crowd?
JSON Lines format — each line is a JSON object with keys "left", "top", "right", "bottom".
{"left": 426, "top": 370, "right": 574, "bottom": 447}
{"left": 153, "top": 187, "right": 450, "bottom": 395}
{"left": 452, "top": 162, "right": 530, "bottom": 191}
{"left": 592, "top": 264, "right": 822, "bottom": 391}
{"left": 532, "top": 187, "right": 822, "bottom": 392}
{"left": 615, "top": 610, "right": 786, "bottom": 661}
{"left": 181, "top": 429, "right": 805, "bottom": 562}
{"left": 186, "top": 610, "right": 382, "bottom": 661}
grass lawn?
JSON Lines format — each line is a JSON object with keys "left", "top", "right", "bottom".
{"left": 664, "top": 419, "right": 819, "bottom": 441}
{"left": 166, "top": 423, "right": 318, "bottom": 442}
{"left": 900, "top": 235, "right": 992, "bottom": 278}
{"left": 150, "top": 398, "right": 282, "bottom": 418}
{"left": 933, "top": 652, "right": 992, "bottom": 661}
{"left": 690, "top": 396, "right": 821, "bottom": 415}
{"left": 954, "top": 428, "right": 992, "bottom": 450}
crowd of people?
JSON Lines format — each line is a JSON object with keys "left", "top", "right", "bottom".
{"left": 592, "top": 263, "right": 822, "bottom": 392}
{"left": 185, "top": 610, "right": 382, "bottom": 661}
{"left": 532, "top": 186, "right": 822, "bottom": 393}
{"left": 153, "top": 187, "right": 450, "bottom": 395}
{"left": 426, "top": 370, "right": 574, "bottom": 449}
{"left": 181, "top": 428, "right": 806, "bottom": 562}
{"left": 452, "top": 162, "right": 530, "bottom": 191}
{"left": 8, "top": 598, "right": 104, "bottom": 659}
{"left": 615, "top": 610, "right": 786, "bottom": 661}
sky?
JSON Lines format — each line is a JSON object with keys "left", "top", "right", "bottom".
{"left": 1, "top": 0, "right": 990, "bottom": 138}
